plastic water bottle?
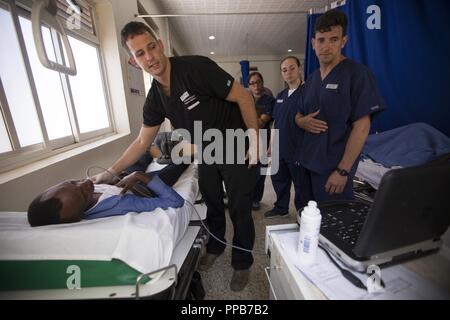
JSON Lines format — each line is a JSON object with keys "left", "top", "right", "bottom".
{"left": 298, "top": 201, "right": 322, "bottom": 266}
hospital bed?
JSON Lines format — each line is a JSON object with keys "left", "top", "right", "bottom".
{"left": 353, "top": 123, "right": 450, "bottom": 202}
{"left": 0, "top": 163, "right": 207, "bottom": 300}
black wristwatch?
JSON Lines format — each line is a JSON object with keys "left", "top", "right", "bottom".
{"left": 335, "top": 168, "right": 349, "bottom": 177}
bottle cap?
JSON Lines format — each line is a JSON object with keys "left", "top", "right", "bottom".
{"left": 303, "top": 200, "right": 320, "bottom": 216}
{"left": 308, "top": 200, "right": 317, "bottom": 208}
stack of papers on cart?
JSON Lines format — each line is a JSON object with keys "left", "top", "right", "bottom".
{"left": 275, "top": 232, "right": 450, "bottom": 300}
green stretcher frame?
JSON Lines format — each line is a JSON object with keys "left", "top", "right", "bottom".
{"left": 0, "top": 259, "right": 150, "bottom": 291}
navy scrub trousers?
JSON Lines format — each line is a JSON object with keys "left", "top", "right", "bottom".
{"left": 271, "top": 159, "right": 302, "bottom": 213}
{"left": 199, "top": 163, "right": 257, "bottom": 270}
{"left": 270, "top": 87, "right": 303, "bottom": 214}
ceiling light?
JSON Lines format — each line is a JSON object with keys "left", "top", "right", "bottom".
{"left": 209, "top": 35, "right": 215, "bottom": 40}
{"left": 288, "top": 49, "right": 293, "bottom": 52}
{"left": 210, "top": 51, "right": 215, "bottom": 55}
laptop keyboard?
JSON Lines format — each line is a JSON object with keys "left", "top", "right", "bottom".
{"left": 320, "top": 201, "right": 370, "bottom": 247}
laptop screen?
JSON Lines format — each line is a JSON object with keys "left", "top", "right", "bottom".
{"left": 354, "top": 164, "right": 450, "bottom": 257}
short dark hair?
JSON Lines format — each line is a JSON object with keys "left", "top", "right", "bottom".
{"left": 314, "top": 9, "right": 348, "bottom": 36}
{"left": 248, "top": 71, "right": 264, "bottom": 83}
{"left": 280, "top": 56, "right": 301, "bottom": 68}
{"left": 27, "top": 195, "right": 62, "bottom": 227}
{"left": 120, "top": 21, "right": 157, "bottom": 53}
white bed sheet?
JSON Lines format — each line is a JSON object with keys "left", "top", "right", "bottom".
{"left": 355, "top": 158, "right": 401, "bottom": 189}
{"left": 0, "top": 164, "right": 199, "bottom": 274}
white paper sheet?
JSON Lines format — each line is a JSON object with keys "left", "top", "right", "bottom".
{"left": 276, "top": 232, "right": 450, "bottom": 300}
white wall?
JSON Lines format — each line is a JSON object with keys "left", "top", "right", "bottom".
{"left": 168, "top": 23, "right": 188, "bottom": 57}
{"left": 215, "top": 54, "right": 304, "bottom": 96}
{"left": 0, "top": 0, "right": 182, "bottom": 211}
{"left": 139, "top": 0, "right": 187, "bottom": 57}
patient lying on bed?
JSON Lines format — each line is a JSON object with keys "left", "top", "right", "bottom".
{"left": 27, "top": 163, "right": 189, "bottom": 227}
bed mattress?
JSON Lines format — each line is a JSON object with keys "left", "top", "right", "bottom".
{"left": 0, "top": 164, "right": 198, "bottom": 291}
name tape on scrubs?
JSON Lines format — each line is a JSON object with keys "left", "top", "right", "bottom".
{"left": 180, "top": 91, "right": 200, "bottom": 110}
{"left": 326, "top": 84, "right": 339, "bottom": 90}
{"left": 371, "top": 105, "right": 381, "bottom": 111}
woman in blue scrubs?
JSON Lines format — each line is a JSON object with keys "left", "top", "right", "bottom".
{"left": 265, "top": 56, "right": 303, "bottom": 218}
{"left": 295, "top": 10, "right": 385, "bottom": 204}
{"left": 248, "top": 72, "right": 275, "bottom": 210}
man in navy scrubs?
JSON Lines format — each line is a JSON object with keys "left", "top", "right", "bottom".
{"left": 92, "top": 22, "right": 259, "bottom": 291}
{"left": 295, "top": 9, "right": 385, "bottom": 203}
{"left": 265, "top": 56, "right": 303, "bottom": 218}
{"left": 247, "top": 72, "right": 275, "bottom": 210}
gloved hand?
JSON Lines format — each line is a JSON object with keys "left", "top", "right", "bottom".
{"left": 116, "top": 171, "right": 152, "bottom": 196}
{"left": 90, "top": 168, "right": 118, "bottom": 184}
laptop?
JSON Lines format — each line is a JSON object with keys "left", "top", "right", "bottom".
{"left": 309, "top": 164, "right": 450, "bottom": 272}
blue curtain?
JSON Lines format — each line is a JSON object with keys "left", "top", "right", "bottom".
{"left": 304, "top": 13, "right": 321, "bottom": 81}
{"left": 240, "top": 60, "right": 250, "bottom": 88}
{"left": 303, "top": 0, "right": 450, "bottom": 136}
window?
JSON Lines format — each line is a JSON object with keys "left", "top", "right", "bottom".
{"left": 0, "top": 108, "right": 12, "bottom": 153}
{"left": 68, "top": 36, "right": 110, "bottom": 133}
{"left": 19, "top": 17, "right": 72, "bottom": 140}
{"left": 0, "top": 5, "right": 43, "bottom": 148}
{"left": 0, "top": 0, "right": 113, "bottom": 172}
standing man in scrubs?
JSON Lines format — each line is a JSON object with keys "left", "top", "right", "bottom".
{"left": 295, "top": 9, "right": 385, "bottom": 203}
{"left": 92, "top": 22, "right": 259, "bottom": 291}
{"left": 265, "top": 57, "right": 303, "bottom": 218}
{"left": 247, "top": 72, "right": 275, "bottom": 210}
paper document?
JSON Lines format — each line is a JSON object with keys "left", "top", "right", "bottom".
{"left": 276, "top": 232, "right": 450, "bottom": 300}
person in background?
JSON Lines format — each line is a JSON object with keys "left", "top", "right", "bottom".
{"left": 294, "top": 9, "right": 385, "bottom": 203}
{"left": 247, "top": 71, "right": 275, "bottom": 210}
{"left": 264, "top": 57, "right": 303, "bottom": 218}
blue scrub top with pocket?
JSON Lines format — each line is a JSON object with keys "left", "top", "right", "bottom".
{"left": 296, "top": 59, "right": 386, "bottom": 174}
{"left": 255, "top": 94, "right": 275, "bottom": 120}
{"left": 272, "top": 87, "right": 303, "bottom": 162}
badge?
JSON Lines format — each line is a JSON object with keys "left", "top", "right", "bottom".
{"left": 326, "top": 84, "right": 339, "bottom": 90}
{"left": 180, "top": 91, "right": 189, "bottom": 102}
{"left": 187, "top": 101, "right": 200, "bottom": 110}
{"left": 181, "top": 92, "right": 200, "bottom": 110}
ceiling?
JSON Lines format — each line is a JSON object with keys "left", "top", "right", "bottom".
{"left": 148, "top": 0, "right": 331, "bottom": 59}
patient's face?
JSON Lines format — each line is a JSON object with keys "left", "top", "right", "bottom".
{"left": 42, "top": 179, "right": 95, "bottom": 223}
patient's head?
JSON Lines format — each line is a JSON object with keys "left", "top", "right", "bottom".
{"left": 28, "top": 179, "right": 96, "bottom": 227}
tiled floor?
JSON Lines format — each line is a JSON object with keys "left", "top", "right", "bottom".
{"left": 200, "top": 178, "right": 298, "bottom": 300}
